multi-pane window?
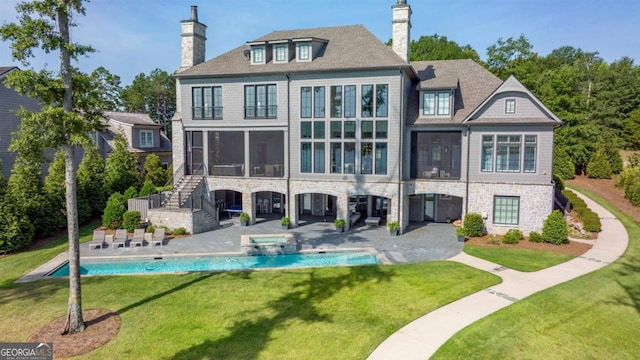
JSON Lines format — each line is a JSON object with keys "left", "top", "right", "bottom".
{"left": 482, "top": 134, "right": 537, "bottom": 173}
{"left": 496, "top": 135, "right": 521, "bottom": 172}
{"left": 274, "top": 45, "right": 287, "bottom": 62}
{"left": 361, "top": 142, "right": 373, "bottom": 174}
{"left": 330, "top": 121, "right": 342, "bottom": 138}
{"left": 344, "top": 85, "right": 356, "bottom": 118}
{"left": 330, "top": 86, "right": 342, "bottom": 118}
{"left": 301, "top": 143, "right": 312, "bottom": 172}
{"left": 330, "top": 143, "right": 342, "bottom": 173}
{"left": 361, "top": 121, "right": 373, "bottom": 139}
{"left": 361, "top": 85, "right": 374, "bottom": 117}
{"left": 375, "top": 143, "right": 387, "bottom": 174}
{"left": 481, "top": 135, "right": 494, "bottom": 172}
{"left": 298, "top": 43, "right": 310, "bottom": 61}
{"left": 344, "top": 142, "right": 356, "bottom": 174}
{"left": 524, "top": 135, "right": 537, "bottom": 173}
{"left": 376, "top": 84, "right": 388, "bottom": 117}
{"left": 192, "top": 86, "right": 222, "bottom": 119}
{"left": 245, "top": 84, "right": 277, "bottom": 119}
{"left": 376, "top": 121, "right": 388, "bottom": 138}
{"left": 423, "top": 91, "right": 451, "bottom": 116}
{"left": 505, "top": 99, "right": 516, "bottom": 114}
{"left": 314, "top": 86, "right": 325, "bottom": 118}
{"left": 140, "top": 130, "right": 153, "bottom": 148}
{"left": 252, "top": 47, "right": 264, "bottom": 64}
{"left": 300, "top": 121, "right": 325, "bottom": 173}
{"left": 314, "top": 143, "right": 325, "bottom": 173}
{"left": 300, "top": 87, "right": 312, "bottom": 118}
{"left": 344, "top": 121, "right": 356, "bottom": 138}
{"left": 494, "top": 196, "right": 520, "bottom": 225}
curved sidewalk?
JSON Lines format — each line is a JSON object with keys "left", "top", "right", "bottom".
{"left": 368, "top": 191, "right": 629, "bottom": 360}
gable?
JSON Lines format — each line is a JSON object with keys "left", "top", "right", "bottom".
{"left": 465, "top": 75, "right": 561, "bottom": 125}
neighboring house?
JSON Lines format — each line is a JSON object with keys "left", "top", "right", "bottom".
{"left": 169, "top": 1, "right": 561, "bottom": 235}
{"left": 96, "top": 111, "right": 172, "bottom": 169}
{"left": 0, "top": 66, "right": 41, "bottom": 178}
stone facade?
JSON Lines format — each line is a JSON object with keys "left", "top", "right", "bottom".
{"left": 466, "top": 182, "right": 554, "bottom": 235}
{"left": 392, "top": 1, "right": 411, "bottom": 62}
{"left": 147, "top": 207, "right": 216, "bottom": 235}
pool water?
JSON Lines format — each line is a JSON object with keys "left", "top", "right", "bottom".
{"left": 48, "top": 252, "right": 380, "bottom": 277}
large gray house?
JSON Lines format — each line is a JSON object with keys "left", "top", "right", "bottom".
{"left": 167, "top": 1, "right": 561, "bottom": 235}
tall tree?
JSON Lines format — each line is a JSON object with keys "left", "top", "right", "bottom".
{"left": 409, "top": 34, "right": 481, "bottom": 62}
{"left": 0, "top": 0, "right": 104, "bottom": 334}
{"left": 486, "top": 34, "right": 536, "bottom": 80}
{"left": 120, "top": 68, "right": 176, "bottom": 136}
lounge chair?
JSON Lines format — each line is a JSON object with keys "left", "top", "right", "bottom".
{"left": 113, "top": 229, "right": 128, "bottom": 248}
{"left": 150, "top": 228, "right": 165, "bottom": 247}
{"left": 89, "top": 230, "right": 106, "bottom": 249}
{"left": 130, "top": 229, "right": 145, "bottom": 247}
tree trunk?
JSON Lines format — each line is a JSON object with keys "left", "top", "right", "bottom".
{"left": 58, "top": 0, "right": 84, "bottom": 335}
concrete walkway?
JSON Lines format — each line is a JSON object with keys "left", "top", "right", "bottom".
{"left": 367, "top": 191, "right": 629, "bottom": 360}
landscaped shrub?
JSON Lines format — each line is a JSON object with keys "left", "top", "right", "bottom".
{"left": 581, "top": 212, "right": 602, "bottom": 232}
{"left": 542, "top": 210, "right": 569, "bottom": 245}
{"left": 486, "top": 234, "right": 500, "bottom": 245}
{"left": 528, "top": 231, "right": 543, "bottom": 243}
{"left": 586, "top": 143, "right": 612, "bottom": 179}
{"left": 553, "top": 147, "right": 575, "bottom": 180}
{"left": 0, "top": 202, "right": 34, "bottom": 254}
{"left": 123, "top": 186, "right": 138, "bottom": 202}
{"left": 624, "top": 178, "right": 640, "bottom": 206}
{"left": 173, "top": 227, "right": 187, "bottom": 235}
{"left": 607, "top": 146, "right": 623, "bottom": 174}
{"left": 502, "top": 229, "right": 523, "bottom": 244}
{"left": 553, "top": 174, "right": 564, "bottom": 190}
{"left": 562, "top": 189, "right": 602, "bottom": 232}
{"left": 102, "top": 192, "right": 126, "bottom": 229}
{"left": 138, "top": 179, "right": 158, "bottom": 197}
{"left": 462, "top": 212, "right": 484, "bottom": 237}
{"left": 122, "top": 210, "right": 142, "bottom": 232}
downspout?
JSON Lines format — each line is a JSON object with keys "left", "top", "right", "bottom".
{"left": 398, "top": 68, "right": 404, "bottom": 233}
{"left": 286, "top": 72, "right": 291, "bottom": 221}
{"left": 465, "top": 124, "right": 471, "bottom": 215}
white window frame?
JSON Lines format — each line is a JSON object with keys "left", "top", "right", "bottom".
{"left": 251, "top": 46, "right": 265, "bottom": 64}
{"left": 505, "top": 98, "right": 516, "bottom": 114}
{"left": 297, "top": 43, "right": 311, "bottom": 61}
{"left": 493, "top": 196, "right": 520, "bottom": 225}
{"left": 274, "top": 45, "right": 287, "bottom": 63}
{"left": 140, "top": 130, "right": 153, "bottom": 148}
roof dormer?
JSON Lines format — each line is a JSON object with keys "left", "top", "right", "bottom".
{"left": 270, "top": 39, "right": 293, "bottom": 64}
{"left": 246, "top": 41, "right": 271, "bottom": 65}
{"left": 292, "top": 37, "right": 328, "bottom": 62}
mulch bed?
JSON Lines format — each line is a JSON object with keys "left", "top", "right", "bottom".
{"left": 28, "top": 309, "right": 120, "bottom": 359}
{"left": 464, "top": 234, "right": 593, "bottom": 257}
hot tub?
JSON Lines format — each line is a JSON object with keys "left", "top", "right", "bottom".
{"left": 240, "top": 234, "right": 297, "bottom": 256}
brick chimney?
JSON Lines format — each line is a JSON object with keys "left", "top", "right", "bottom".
{"left": 179, "top": 5, "right": 207, "bottom": 72}
{"left": 392, "top": 0, "right": 411, "bottom": 62}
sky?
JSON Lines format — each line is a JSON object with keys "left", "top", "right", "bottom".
{"left": 1, "top": 0, "right": 639, "bottom": 87}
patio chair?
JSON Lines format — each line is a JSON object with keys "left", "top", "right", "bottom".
{"left": 113, "top": 229, "right": 128, "bottom": 249}
{"left": 150, "top": 228, "right": 165, "bottom": 247}
{"left": 130, "top": 228, "right": 145, "bottom": 247}
{"left": 89, "top": 230, "right": 106, "bottom": 249}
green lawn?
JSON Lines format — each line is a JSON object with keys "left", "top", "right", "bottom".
{"left": 0, "top": 224, "right": 500, "bottom": 359}
{"left": 433, "top": 186, "right": 640, "bottom": 360}
{"left": 463, "top": 245, "right": 576, "bottom": 272}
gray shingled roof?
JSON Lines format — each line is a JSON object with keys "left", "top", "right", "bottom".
{"left": 0, "top": 66, "right": 17, "bottom": 78}
{"left": 176, "top": 25, "right": 409, "bottom": 78}
{"left": 407, "top": 59, "right": 503, "bottom": 125}
{"left": 104, "top": 111, "right": 158, "bottom": 126}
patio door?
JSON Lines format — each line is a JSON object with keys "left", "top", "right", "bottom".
{"left": 186, "top": 131, "right": 204, "bottom": 175}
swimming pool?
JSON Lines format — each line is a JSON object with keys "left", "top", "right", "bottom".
{"left": 48, "top": 251, "right": 380, "bottom": 277}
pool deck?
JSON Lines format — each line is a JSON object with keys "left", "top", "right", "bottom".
{"left": 19, "top": 215, "right": 462, "bottom": 282}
